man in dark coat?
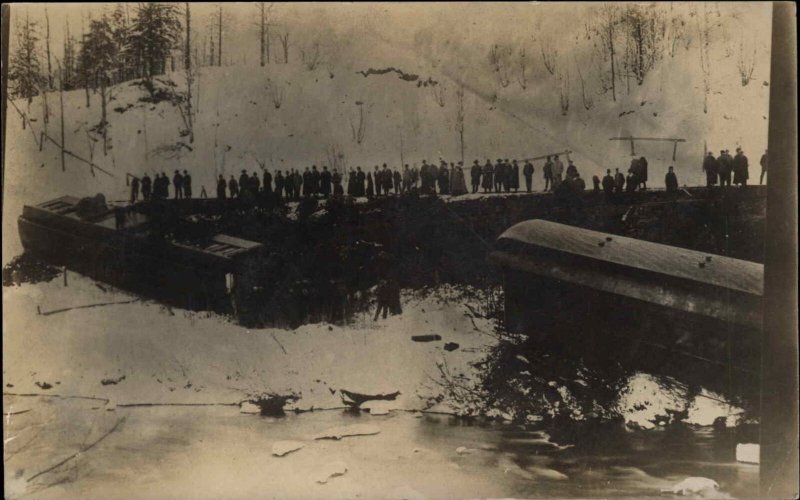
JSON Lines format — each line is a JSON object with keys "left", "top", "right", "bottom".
{"left": 543, "top": 156, "right": 554, "bottom": 191}
{"left": 182, "top": 170, "right": 192, "bottom": 198}
{"left": 382, "top": 164, "right": 393, "bottom": 194}
{"left": 471, "top": 160, "right": 482, "bottom": 193}
{"left": 665, "top": 166, "right": 679, "bottom": 193}
{"left": 356, "top": 167, "right": 366, "bottom": 197}
{"left": 510, "top": 159, "right": 520, "bottom": 192}
{"left": 239, "top": 170, "right": 249, "bottom": 197}
{"left": 717, "top": 150, "right": 733, "bottom": 187}
{"left": 592, "top": 175, "right": 601, "bottom": 193}
{"left": 275, "top": 170, "right": 285, "bottom": 199}
{"left": 311, "top": 165, "right": 321, "bottom": 197}
{"left": 393, "top": 169, "right": 402, "bottom": 194}
{"left": 173, "top": 170, "right": 184, "bottom": 199}
{"left": 229, "top": 175, "right": 239, "bottom": 198}
{"left": 302, "top": 168, "right": 312, "bottom": 197}
{"left": 438, "top": 162, "right": 450, "bottom": 195}
{"left": 638, "top": 157, "right": 648, "bottom": 190}
{"left": 320, "top": 166, "right": 332, "bottom": 197}
{"left": 494, "top": 158, "right": 505, "bottom": 193}
{"left": 130, "top": 176, "right": 140, "bottom": 203}
{"left": 602, "top": 169, "right": 615, "bottom": 200}
{"left": 263, "top": 170, "right": 273, "bottom": 194}
{"left": 217, "top": 174, "right": 227, "bottom": 199}
{"left": 733, "top": 148, "right": 749, "bottom": 186}
{"left": 523, "top": 160, "right": 534, "bottom": 192}
{"left": 627, "top": 158, "right": 640, "bottom": 191}
{"left": 704, "top": 152, "right": 719, "bottom": 188}
{"left": 482, "top": 160, "right": 494, "bottom": 193}
{"left": 141, "top": 174, "right": 152, "bottom": 200}
{"left": 614, "top": 168, "right": 625, "bottom": 193}
{"left": 332, "top": 169, "right": 343, "bottom": 195}
{"left": 250, "top": 172, "right": 261, "bottom": 194}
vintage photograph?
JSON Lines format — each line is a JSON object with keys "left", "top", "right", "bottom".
{"left": 2, "top": 2, "right": 797, "bottom": 499}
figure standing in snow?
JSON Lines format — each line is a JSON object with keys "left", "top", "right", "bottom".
{"left": 510, "top": 159, "right": 520, "bottom": 192}
{"left": 229, "top": 175, "right": 239, "bottom": 198}
{"left": 760, "top": 149, "right": 768, "bottom": 184}
{"left": 665, "top": 166, "right": 679, "bottom": 193}
{"left": 614, "top": 168, "right": 625, "bottom": 193}
{"left": 239, "top": 170, "right": 249, "bottom": 197}
{"left": 717, "top": 150, "right": 732, "bottom": 187}
{"left": 471, "top": 160, "right": 482, "bottom": 193}
{"left": 263, "top": 169, "right": 273, "bottom": 195}
{"left": 450, "top": 162, "right": 468, "bottom": 196}
{"left": 182, "top": 170, "right": 192, "bottom": 198}
{"left": 552, "top": 155, "right": 564, "bottom": 189}
{"left": 320, "top": 166, "right": 332, "bottom": 197}
{"left": 130, "top": 176, "right": 140, "bottom": 203}
{"left": 733, "top": 148, "right": 749, "bottom": 186}
{"left": 638, "top": 156, "right": 648, "bottom": 190}
{"left": 332, "top": 169, "right": 343, "bottom": 196}
{"left": 704, "top": 152, "right": 719, "bottom": 188}
{"left": 173, "top": 170, "right": 184, "bottom": 199}
{"left": 523, "top": 160, "right": 534, "bottom": 192}
{"left": 217, "top": 175, "right": 227, "bottom": 199}
{"left": 543, "top": 156, "right": 554, "bottom": 191}
{"left": 141, "top": 174, "right": 152, "bottom": 201}
{"left": 602, "top": 169, "right": 615, "bottom": 200}
{"left": 482, "top": 160, "right": 494, "bottom": 193}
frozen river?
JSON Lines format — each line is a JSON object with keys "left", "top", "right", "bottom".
{"left": 4, "top": 394, "right": 758, "bottom": 499}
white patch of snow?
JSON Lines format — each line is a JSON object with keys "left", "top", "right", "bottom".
{"left": 736, "top": 443, "right": 759, "bottom": 464}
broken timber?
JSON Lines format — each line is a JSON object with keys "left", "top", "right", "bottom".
{"left": 610, "top": 137, "right": 686, "bottom": 161}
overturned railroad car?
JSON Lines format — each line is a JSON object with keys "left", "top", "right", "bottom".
{"left": 18, "top": 195, "right": 264, "bottom": 318}
{"left": 488, "top": 219, "right": 763, "bottom": 397}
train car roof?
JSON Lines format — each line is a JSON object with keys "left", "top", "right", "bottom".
{"left": 496, "top": 219, "right": 763, "bottom": 296}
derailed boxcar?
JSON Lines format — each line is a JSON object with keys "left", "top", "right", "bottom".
{"left": 18, "top": 196, "right": 264, "bottom": 319}
{"left": 488, "top": 219, "right": 763, "bottom": 397}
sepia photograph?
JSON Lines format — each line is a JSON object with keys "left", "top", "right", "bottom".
{"left": 2, "top": 2, "right": 797, "bottom": 499}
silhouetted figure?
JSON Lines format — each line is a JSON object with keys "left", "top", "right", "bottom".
{"left": 592, "top": 175, "right": 601, "bottom": 193}
{"left": 552, "top": 155, "right": 564, "bottom": 189}
{"left": 716, "top": 149, "right": 733, "bottom": 187}
{"left": 182, "top": 170, "right": 192, "bottom": 198}
{"left": 602, "top": 169, "right": 615, "bottom": 201}
{"left": 523, "top": 161, "right": 534, "bottom": 192}
{"left": 173, "top": 170, "right": 184, "bottom": 199}
{"left": 332, "top": 169, "right": 343, "bottom": 196}
{"left": 217, "top": 175, "right": 227, "bottom": 199}
{"left": 141, "top": 174, "right": 152, "bottom": 201}
{"left": 638, "top": 157, "right": 648, "bottom": 190}
{"left": 229, "top": 175, "right": 239, "bottom": 198}
{"left": 471, "top": 160, "right": 482, "bottom": 193}
{"left": 393, "top": 169, "right": 402, "bottom": 194}
{"left": 263, "top": 170, "right": 273, "bottom": 194}
{"left": 704, "top": 152, "right": 719, "bottom": 188}
{"left": 239, "top": 170, "right": 249, "bottom": 198}
{"left": 320, "top": 166, "right": 332, "bottom": 197}
{"left": 733, "top": 148, "right": 749, "bottom": 186}
{"left": 356, "top": 167, "right": 366, "bottom": 197}
{"left": 450, "top": 163, "right": 468, "bottom": 196}
{"left": 760, "top": 149, "right": 768, "bottom": 184}
{"left": 510, "top": 160, "right": 520, "bottom": 192}
{"left": 367, "top": 172, "right": 375, "bottom": 199}
{"left": 130, "top": 176, "right": 140, "bottom": 203}
{"left": 614, "top": 168, "right": 625, "bottom": 193}
{"left": 665, "top": 166, "right": 679, "bottom": 193}
{"left": 275, "top": 171, "right": 285, "bottom": 199}
{"left": 482, "top": 160, "right": 494, "bottom": 193}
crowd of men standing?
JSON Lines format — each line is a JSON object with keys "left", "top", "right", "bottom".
{"left": 128, "top": 148, "right": 765, "bottom": 204}
{"left": 702, "top": 148, "right": 766, "bottom": 188}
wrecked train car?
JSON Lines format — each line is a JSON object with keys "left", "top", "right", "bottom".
{"left": 488, "top": 219, "right": 763, "bottom": 396}
{"left": 18, "top": 195, "right": 264, "bottom": 318}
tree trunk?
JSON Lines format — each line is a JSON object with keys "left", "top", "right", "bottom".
{"left": 218, "top": 5, "right": 223, "bottom": 67}
{"left": 60, "top": 65, "right": 66, "bottom": 172}
{"left": 185, "top": 2, "right": 194, "bottom": 142}
{"left": 609, "top": 26, "right": 617, "bottom": 101}
{"left": 45, "top": 7, "right": 53, "bottom": 89}
{"left": 259, "top": 3, "right": 265, "bottom": 66}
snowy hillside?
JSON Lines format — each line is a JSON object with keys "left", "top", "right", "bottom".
{"left": 3, "top": 2, "right": 772, "bottom": 262}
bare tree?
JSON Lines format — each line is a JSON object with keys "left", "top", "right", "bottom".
{"left": 455, "top": 84, "right": 465, "bottom": 163}
{"left": 590, "top": 4, "right": 619, "bottom": 101}
{"left": 696, "top": 3, "right": 712, "bottom": 114}
{"left": 576, "top": 63, "right": 593, "bottom": 110}
{"left": 517, "top": 47, "right": 528, "bottom": 90}
{"left": 45, "top": 7, "right": 53, "bottom": 89}
{"left": 736, "top": 39, "right": 756, "bottom": 86}
{"left": 217, "top": 4, "right": 223, "bottom": 66}
{"left": 540, "top": 38, "right": 558, "bottom": 76}
{"left": 350, "top": 101, "right": 367, "bottom": 145}
{"left": 557, "top": 69, "right": 570, "bottom": 116}
{"left": 301, "top": 38, "right": 322, "bottom": 70}
{"left": 278, "top": 29, "right": 290, "bottom": 63}
{"left": 58, "top": 62, "right": 66, "bottom": 171}
{"left": 258, "top": 3, "right": 274, "bottom": 66}
{"left": 185, "top": 3, "right": 194, "bottom": 142}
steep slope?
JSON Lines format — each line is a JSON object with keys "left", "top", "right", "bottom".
{"left": 2, "top": 3, "right": 771, "bottom": 262}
